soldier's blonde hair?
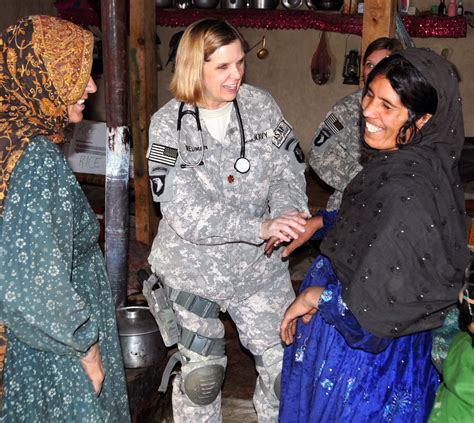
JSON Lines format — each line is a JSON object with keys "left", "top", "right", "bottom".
{"left": 170, "top": 19, "right": 245, "bottom": 106}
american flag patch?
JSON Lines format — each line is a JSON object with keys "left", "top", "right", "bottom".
{"left": 324, "top": 113, "right": 344, "bottom": 135}
{"left": 148, "top": 143, "right": 178, "bottom": 166}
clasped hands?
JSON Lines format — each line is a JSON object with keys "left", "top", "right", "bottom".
{"left": 261, "top": 212, "right": 323, "bottom": 258}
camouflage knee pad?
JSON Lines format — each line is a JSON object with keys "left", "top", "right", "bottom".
{"left": 180, "top": 349, "right": 227, "bottom": 406}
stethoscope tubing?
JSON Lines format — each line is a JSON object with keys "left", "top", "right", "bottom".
{"left": 176, "top": 99, "right": 250, "bottom": 173}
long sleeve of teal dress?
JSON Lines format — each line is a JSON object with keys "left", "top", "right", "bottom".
{"left": 0, "top": 139, "right": 98, "bottom": 354}
{"left": 0, "top": 137, "right": 130, "bottom": 422}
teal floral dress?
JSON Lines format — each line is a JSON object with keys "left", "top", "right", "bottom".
{"left": 0, "top": 137, "right": 130, "bottom": 422}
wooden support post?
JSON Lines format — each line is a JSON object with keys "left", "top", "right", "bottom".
{"left": 130, "top": 0, "right": 159, "bottom": 245}
{"left": 361, "top": 0, "right": 397, "bottom": 68}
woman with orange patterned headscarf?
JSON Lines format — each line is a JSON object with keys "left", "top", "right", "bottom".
{"left": 0, "top": 16, "right": 130, "bottom": 420}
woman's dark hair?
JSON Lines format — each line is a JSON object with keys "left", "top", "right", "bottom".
{"left": 363, "top": 54, "right": 438, "bottom": 146}
{"left": 363, "top": 37, "right": 403, "bottom": 63}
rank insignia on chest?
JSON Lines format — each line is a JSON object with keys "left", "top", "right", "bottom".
{"left": 272, "top": 119, "right": 292, "bottom": 148}
{"left": 147, "top": 143, "right": 178, "bottom": 166}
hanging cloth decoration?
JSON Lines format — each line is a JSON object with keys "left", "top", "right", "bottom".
{"left": 311, "top": 31, "right": 331, "bottom": 85}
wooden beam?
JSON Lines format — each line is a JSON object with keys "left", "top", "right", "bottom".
{"left": 361, "top": 0, "right": 397, "bottom": 71}
{"left": 130, "top": 0, "right": 159, "bottom": 245}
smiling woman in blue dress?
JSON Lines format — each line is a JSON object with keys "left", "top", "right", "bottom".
{"left": 0, "top": 16, "right": 129, "bottom": 421}
{"left": 279, "top": 48, "right": 470, "bottom": 422}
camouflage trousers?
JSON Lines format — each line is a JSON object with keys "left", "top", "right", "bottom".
{"left": 170, "top": 275, "right": 295, "bottom": 423}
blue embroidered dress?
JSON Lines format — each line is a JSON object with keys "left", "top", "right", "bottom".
{"left": 279, "top": 211, "right": 440, "bottom": 422}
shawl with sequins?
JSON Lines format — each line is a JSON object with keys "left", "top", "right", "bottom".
{"left": 0, "top": 14, "right": 93, "bottom": 402}
{"left": 320, "top": 48, "right": 470, "bottom": 338}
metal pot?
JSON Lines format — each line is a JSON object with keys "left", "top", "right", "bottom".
{"left": 249, "top": 0, "right": 279, "bottom": 9}
{"left": 306, "top": 0, "right": 343, "bottom": 10}
{"left": 282, "top": 0, "right": 303, "bottom": 9}
{"left": 221, "top": 0, "right": 246, "bottom": 8}
{"left": 116, "top": 306, "right": 167, "bottom": 369}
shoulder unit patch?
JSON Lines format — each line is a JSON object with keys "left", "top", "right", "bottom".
{"left": 272, "top": 118, "right": 292, "bottom": 148}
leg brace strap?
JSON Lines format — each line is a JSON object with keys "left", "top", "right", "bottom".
{"left": 167, "top": 287, "right": 220, "bottom": 319}
{"left": 180, "top": 326, "right": 225, "bottom": 357}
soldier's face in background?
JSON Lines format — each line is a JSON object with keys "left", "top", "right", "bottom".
{"left": 202, "top": 40, "right": 245, "bottom": 110}
{"left": 363, "top": 49, "right": 391, "bottom": 82}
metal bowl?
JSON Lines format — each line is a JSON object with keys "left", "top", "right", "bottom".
{"left": 221, "top": 0, "right": 246, "bottom": 7}
{"left": 249, "top": 0, "right": 279, "bottom": 9}
{"left": 282, "top": 0, "right": 302, "bottom": 9}
{"left": 155, "top": 0, "right": 173, "bottom": 8}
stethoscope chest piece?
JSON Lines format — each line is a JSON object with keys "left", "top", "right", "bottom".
{"left": 234, "top": 157, "right": 250, "bottom": 174}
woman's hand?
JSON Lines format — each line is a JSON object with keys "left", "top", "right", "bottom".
{"left": 260, "top": 211, "right": 309, "bottom": 243}
{"left": 280, "top": 286, "right": 324, "bottom": 345}
{"left": 281, "top": 215, "right": 323, "bottom": 258}
{"left": 80, "top": 342, "right": 105, "bottom": 396}
{"left": 263, "top": 236, "right": 280, "bottom": 256}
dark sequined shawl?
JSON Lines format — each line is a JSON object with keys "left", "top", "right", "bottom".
{"left": 320, "top": 48, "right": 470, "bottom": 338}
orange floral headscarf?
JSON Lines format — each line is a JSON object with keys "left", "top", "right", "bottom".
{"left": 0, "top": 15, "right": 93, "bottom": 403}
{"left": 0, "top": 15, "right": 94, "bottom": 216}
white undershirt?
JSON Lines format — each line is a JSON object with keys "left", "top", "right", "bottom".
{"left": 199, "top": 102, "right": 233, "bottom": 143}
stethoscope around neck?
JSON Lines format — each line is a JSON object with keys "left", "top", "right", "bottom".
{"left": 177, "top": 99, "right": 250, "bottom": 174}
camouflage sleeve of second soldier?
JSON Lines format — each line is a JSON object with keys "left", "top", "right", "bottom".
{"left": 309, "top": 91, "right": 363, "bottom": 192}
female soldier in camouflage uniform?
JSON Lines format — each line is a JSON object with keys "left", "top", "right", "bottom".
{"left": 146, "top": 19, "right": 309, "bottom": 422}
